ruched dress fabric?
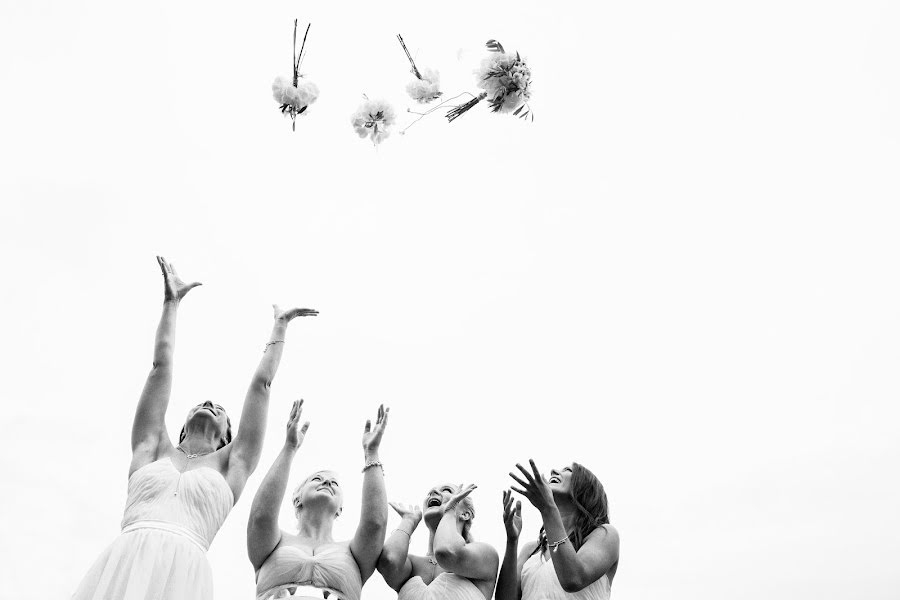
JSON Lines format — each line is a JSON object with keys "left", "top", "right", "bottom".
{"left": 255, "top": 542, "right": 363, "bottom": 600}
{"left": 521, "top": 552, "right": 610, "bottom": 600}
{"left": 72, "top": 457, "right": 234, "bottom": 600}
{"left": 398, "top": 572, "right": 485, "bottom": 600}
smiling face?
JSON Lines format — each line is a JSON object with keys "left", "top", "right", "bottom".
{"left": 293, "top": 470, "right": 344, "bottom": 517}
{"left": 421, "top": 483, "right": 475, "bottom": 538}
{"left": 548, "top": 464, "right": 575, "bottom": 496}
{"left": 181, "top": 401, "right": 232, "bottom": 448}
{"left": 422, "top": 483, "right": 457, "bottom": 516}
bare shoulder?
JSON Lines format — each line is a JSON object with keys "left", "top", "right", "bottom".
{"left": 517, "top": 540, "right": 539, "bottom": 561}
{"left": 586, "top": 524, "right": 619, "bottom": 542}
{"left": 584, "top": 524, "right": 620, "bottom": 554}
{"left": 128, "top": 434, "right": 174, "bottom": 477}
{"left": 469, "top": 541, "right": 500, "bottom": 559}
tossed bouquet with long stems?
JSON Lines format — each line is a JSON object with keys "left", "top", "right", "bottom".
{"left": 397, "top": 34, "right": 442, "bottom": 103}
{"left": 272, "top": 20, "right": 319, "bottom": 131}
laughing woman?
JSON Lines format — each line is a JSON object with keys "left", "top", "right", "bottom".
{"left": 248, "top": 402, "right": 390, "bottom": 600}
{"left": 377, "top": 483, "right": 499, "bottom": 600}
{"left": 73, "top": 256, "right": 318, "bottom": 600}
{"left": 496, "top": 461, "right": 619, "bottom": 600}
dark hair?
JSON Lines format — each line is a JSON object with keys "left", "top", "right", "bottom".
{"left": 532, "top": 462, "right": 609, "bottom": 556}
{"left": 179, "top": 414, "right": 233, "bottom": 449}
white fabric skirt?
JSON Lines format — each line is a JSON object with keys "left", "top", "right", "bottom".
{"left": 72, "top": 522, "right": 213, "bottom": 600}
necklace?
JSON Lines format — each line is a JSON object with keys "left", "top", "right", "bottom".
{"left": 426, "top": 555, "right": 438, "bottom": 580}
{"left": 177, "top": 445, "right": 214, "bottom": 459}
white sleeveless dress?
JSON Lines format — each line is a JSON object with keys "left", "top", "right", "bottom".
{"left": 72, "top": 457, "right": 234, "bottom": 600}
{"left": 255, "top": 541, "right": 363, "bottom": 600}
{"left": 398, "top": 572, "right": 485, "bottom": 600}
{"left": 521, "top": 552, "right": 611, "bottom": 600}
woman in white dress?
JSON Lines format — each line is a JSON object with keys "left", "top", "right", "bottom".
{"left": 377, "top": 483, "right": 498, "bottom": 600}
{"left": 496, "top": 460, "right": 619, "bottom": 600}
{"left": 73, "top": 256, "right": 317, "bottom": 600}
{"left": 248, "top": 402, "right": 390, "bottom": 600}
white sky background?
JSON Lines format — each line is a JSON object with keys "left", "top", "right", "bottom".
{"left": 1, "top": 1, "right": 899, "bottom": 598}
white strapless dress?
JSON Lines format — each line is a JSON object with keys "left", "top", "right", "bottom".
{"left": 72, "top": 457, "right": 234, "bottom": 600}
{"left": 521, "top": 552, "right": 611, "bottom": 600}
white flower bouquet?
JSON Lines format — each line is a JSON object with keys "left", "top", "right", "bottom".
{"left": 446, "top": 39, "right": 533, "bottom": 122}
{"left": 273, "top": 20, "right": 319, "bottom": 131}
{"left": 351, "top": 98, "right": 397, "bottom": 146}
{"left": 398, "top": 34, "right": 442, "bottom": 103}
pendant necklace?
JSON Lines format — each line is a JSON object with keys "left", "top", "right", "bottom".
{"left": 426, "top": 555, "right": 438, "bottom": 581}
{"left": 173, "top": 445, "right": 214, "bottom": 495}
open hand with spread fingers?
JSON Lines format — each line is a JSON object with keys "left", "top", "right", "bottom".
{"left": 362, "top": 404, "right": 390, "bottom": 455}
{"left": 389, "top": 501, "right": 423, "bottom": 526}
{"left": 157, "top": 256, "right": 201, "bottom": 303}
{"left": 502, "top": 489, "right": 522, "bottom": 540}
{"left": 285, "top": 399, "right": 310, "bottom": 450}
{"left": 509, "top": 459, "right": 556, "bottom": 513}
{"left": 443, "top": 483, "right": 477, "bottom": 515}
{"left": 273, "top": 304, "right": 319, "bottom": 322}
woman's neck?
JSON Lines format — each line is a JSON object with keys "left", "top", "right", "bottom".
{"left": 297, "top": 509, "right": 336, "bottom": 543}
{"left": 179, "top": 428, "right": 219, "bottom": 454}
{"left": 553, "top": 498, "right": 579, "bottom": 534}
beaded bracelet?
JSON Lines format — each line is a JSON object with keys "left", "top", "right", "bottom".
{"left": 548, "top": 535, "right": 569, "bottom": 552}
{"left": 362, "top": 460, "right": 383, "bottom": 473}
{"left": 264, "top": 340, "right": 285, "bottom": 352}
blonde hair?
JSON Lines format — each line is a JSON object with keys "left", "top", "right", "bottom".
{"left": 291, "top": 471, "right": 342, "bottom": 522}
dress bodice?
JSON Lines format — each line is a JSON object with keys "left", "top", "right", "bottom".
{"left": 255, "top": 541, "right": 363, "bottom": 600}
{"left": 521, "top": 552, "right": 611, "bottom": 600}
{"left": 398, "top": 572, "right": 484, "bottom": 600}
{"left": 121, "top": 457, "right": 234, "bottom": 548}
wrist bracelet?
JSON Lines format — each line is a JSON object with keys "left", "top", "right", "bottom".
{"left": 264, "top": 340, "right": 285, "bottom": 352}
{"left": 394, "top": 528, "right": 412, "bottom": 538}
{"left": 548, "top": 535, "right": 569, "bottom": 551}
{"left": 362, "top": 460, "right": 383, "bottom": 473}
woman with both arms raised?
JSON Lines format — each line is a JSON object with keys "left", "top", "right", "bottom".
{"left": 73, "top": 256, "right": 317, "bottom": 600}
{"left": 377, "top": 483, "right": 499, "bottom": 600}
{"left": 497, "top": 460, "right": 619, "bottom": 600}
{"left": 248, "top": 401, "right": 390, "bottom": 600}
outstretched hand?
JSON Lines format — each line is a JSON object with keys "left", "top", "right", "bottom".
{"left": 509, "top": 459, "right": 556, "bottom": 513}
{"left": 502, "top": 489, "right": 522, "bottom": 540}
{"left": 157, "top": 256, "right": 201, "bottom": 303}
{"left": 361, "top": 404, "right": 389, "bottom": 454}
{"left": 273, "top": 304, "right": 319, "bottom": 322}
{"left": 389, "top": 501, "right": 422, "bottom": 525}
{"left": 285, "top": 399, "right": 310, "bottom": 450}
{"left": 443, "top": 483, "right": 477, "bottom": 515}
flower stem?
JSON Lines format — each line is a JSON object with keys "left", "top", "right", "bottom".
{"left": 446, "top": 92, "right": 487, "bottom": 123}
{"left": 397, "top": 34, "right": 422, "bottom": 80}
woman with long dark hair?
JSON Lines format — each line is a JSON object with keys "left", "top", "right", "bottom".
{"left": 73, "top": 256, "right": 317, "bottom": 600}
{"left": 496, "top": 460, "right": 619, "bottom": 600}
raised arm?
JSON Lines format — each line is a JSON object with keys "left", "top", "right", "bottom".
{"left": 496, "top": 490, "right": 529, "bottom": 600}
{"left": 377, "top": 502, "right": 422, "bottom": 590}
{"left": 434, "top": 485, "right": 499, "bottom": 582}
{"left": 350, "top": 405, "right": 390, "bottom": 582}
{"left": 510, "top": 460, "right": 619, "bottom": 593}
{"left": 227, "top": 305, "right": 318, "bottom": 492}
{"left": 247, "top": 400, "right": 309, "bottom": 570}
{"left": 130, "top": 257, "right": 201, "bottom": 475}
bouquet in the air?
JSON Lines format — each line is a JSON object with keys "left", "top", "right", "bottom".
{"left": 397, "top": 34, "right": 442, "bottom": 103}
{"left": 351, "top": 97, "right": 397, "bottom": 146}
{"left": 272, "top": 20, "right": 319, "bottom": 131}
{"left": 447, "top": 39, "right": 533, "bottom": 122}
